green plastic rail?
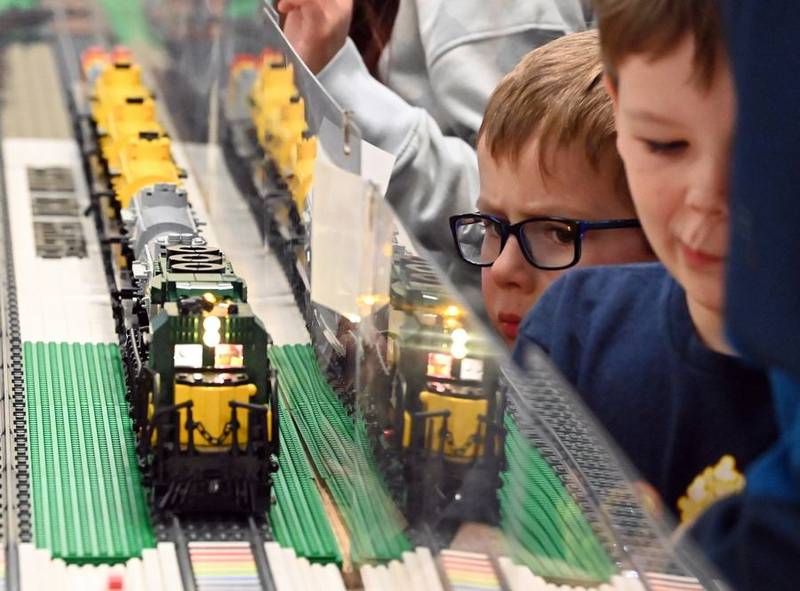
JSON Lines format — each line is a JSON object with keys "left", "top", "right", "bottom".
{"left": 499, "top": 416, "right": 615, "bottom": 583}
{"left": 225, "top": 0, "right": 261, "bottom": 19}
{"left": 96, "top": 0, "right": 155, "bottom": 45}
{"left": 270, "top": 403, "right": 342, "bottom": 564}
{"left": 25, "top": 342, "right": 154, "bottom": 563}
{"left": 271, "top": 345, "right": 411, "bottom": 565}
{"left": 0, "top": 0, "right": 36, "bottom": 10}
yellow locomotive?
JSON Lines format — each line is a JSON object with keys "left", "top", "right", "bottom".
{"left": 79, "top": 47, "right": 278, "bottom": 514}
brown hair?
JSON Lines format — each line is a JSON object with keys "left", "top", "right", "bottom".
{"left": 479, "top": 30, "right": 627, "bottom": 195}
{"left": 349, "top": 0, "right": 400, "bottom": 76}
{"left": 594, "top": 0, "right": 723, "bottom": 87}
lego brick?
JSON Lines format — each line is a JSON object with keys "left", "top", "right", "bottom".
{"left": 270, "top": 402, "right": 341, "bottom": 564}
{"left": 499, "top": 416, "right": 615, "bottom": 583}
{"left": 270, "top": 344, "right": 410, "bottom": 564}
{"left": 25, "top": 342, "right": 154, "bottom": 563}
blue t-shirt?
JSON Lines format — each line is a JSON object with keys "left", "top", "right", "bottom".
{"left": 690, "top": 370, "right": 800, "bottom": 591}
{"left": 513, "top": 263, "right": 777, "bottom": 518}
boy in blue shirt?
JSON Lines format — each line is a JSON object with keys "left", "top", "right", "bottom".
{"left": 687, "top": 3, "right": 800, "bottom": 589}
{"left": 514, "top": 0, "right": 778, "bottom": 528}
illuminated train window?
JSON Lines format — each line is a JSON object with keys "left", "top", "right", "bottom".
{"left": 174, "top": 344, "right": 203, "bottom": 368}
{"left": 460, "top": 358, "right": 484, "bottom": 381}
{"left": 426, "top": 352, "right": 452, "bottom": 379}
{"left": 215, "top": 344, "right": 244, "bottom": 368}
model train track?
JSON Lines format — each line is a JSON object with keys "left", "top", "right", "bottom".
{"left": 502, "top": 359, "right": 713, "bottom": 585}
{"left": 50, "top": 0, "right": 282, "bottom": 569}
{"left": 0, "top": 110, "right": 29, "bottom": 591}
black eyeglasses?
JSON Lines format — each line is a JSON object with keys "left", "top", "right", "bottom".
{"left": 449, "top": 213, "right": 641, "bottom": 270}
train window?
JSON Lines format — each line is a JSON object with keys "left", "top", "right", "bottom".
{"left": 460, "top": 358, "right": 484, "bottom": 381}
{"left": 174, "top": 344, "right": 203, "bottom": 368}
{"left": 215, "top": 344, "right": 244, "bottom": 368}
{"left": 426, "top": 352, "right": 452, "bottom": 379}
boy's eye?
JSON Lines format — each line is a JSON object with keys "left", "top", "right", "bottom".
{"left": 530, "top": 223, "right": 575, "bottom": 246}
{"left": 551, "top": 227, "right": 575, "bottom": 245}
{"left": 642, "top": 139, "right": 688, "bottom": 154}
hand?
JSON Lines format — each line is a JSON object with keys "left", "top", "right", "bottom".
{"left": 277, "top": 0, "right": 353, "bottom": 74}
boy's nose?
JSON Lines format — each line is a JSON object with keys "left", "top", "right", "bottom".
{"left": 490, "top": 235, "right": 538, "bottom": 289}
{"left": 686, "top": 151, "right": 730, "bottom": 213}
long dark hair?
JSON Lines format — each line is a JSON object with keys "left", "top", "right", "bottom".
{"left": 349, "top": 0, "right": 400, "bottom": 77}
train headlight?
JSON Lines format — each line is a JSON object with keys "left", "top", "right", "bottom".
{"left": 443, "top": 305, "right": 462, "bottom": 318}
{"left": 450, "top": 328, "right": 469, "bottom": 360}
{"left": 202, "top": 315, "right": 221, "bottom": 348}
{"left": 174, "top": 344, "right": 203, "bottom": 368}
{"left": 203, "top": 315, "right": 221, "bottom": 332}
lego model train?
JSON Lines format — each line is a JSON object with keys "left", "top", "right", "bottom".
{"left": 224, "top": 51, "right": 504, "bottom": 524}
{"left": 77, "top": 47, "right": 279, "bottom": 515}
{"left": 366, "top": 245, "right": 505, "bottom": 524}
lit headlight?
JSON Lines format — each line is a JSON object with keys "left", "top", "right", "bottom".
{"left": 450, "top": 328, "right": 469, "bottom": 360}
{"left": 202, "top": 315, "right": 221, "bottom": 348}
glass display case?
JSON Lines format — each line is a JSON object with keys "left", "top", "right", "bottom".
{"left": 0, "top": 1, "right": 724, "bottom": 589}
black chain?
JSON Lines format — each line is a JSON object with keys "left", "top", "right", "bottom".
{"left": 193, "top": 421, "right": 235, "bottom": 446}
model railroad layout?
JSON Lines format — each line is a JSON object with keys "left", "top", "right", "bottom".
{"left": 0, "top": 3, "right": 713, "bottom": 590}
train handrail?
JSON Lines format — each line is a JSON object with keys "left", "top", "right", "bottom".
{"left": 140, "top": 400, "right": 194, "bottom": 456}
{"left": 411, "top": 409, "right": 451, "bottom": 457}
{"left": 228, "top": 401, "right": 270, "bottom": 454}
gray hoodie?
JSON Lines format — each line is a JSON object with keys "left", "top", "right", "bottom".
{"left": 319, "top": 0, "right": 592, "bottom": 311}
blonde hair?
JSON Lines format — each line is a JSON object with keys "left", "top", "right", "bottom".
{"left": 478, "top": 30, "right": 627, "bottom": 196}
{"left": 594, "top": 0, "right": 723, "bottom": 88}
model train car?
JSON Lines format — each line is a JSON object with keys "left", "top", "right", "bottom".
{"left": 78, "top": 47, "right": 279, "bottom": 515}
{"left": 224, "top": 50, "right": 347, "bottom": 375}
{"left": 376, "top": 246, "right": 504, "bottom": 522}
{"left": 224, "top": 51, "right": 504, "bottom": 524}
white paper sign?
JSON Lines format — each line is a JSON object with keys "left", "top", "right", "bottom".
{"left": 311, "top": 157, "right": 392, "bottom": 321}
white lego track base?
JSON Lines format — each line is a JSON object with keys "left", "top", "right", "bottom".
{"left": 4, "top": 138, "right": 117, "bottom": 343}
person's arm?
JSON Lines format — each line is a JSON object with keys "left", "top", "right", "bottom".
{"left": 279, "top": 1, "right": 483, "bottom": 308}
{"left": 690, "top": 372, "right": 800, "bottom": 591}
{"left": 411, "top": 0, "right": 590, "bottom": 140}
{"left": 316, "top": 39, "right": 483, "bottom": 311}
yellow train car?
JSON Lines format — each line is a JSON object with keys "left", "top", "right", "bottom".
{"left": 81, "top": 47, "right": 183, "bottom": 209}
{"left": 248, "top": 51, "right": 317, "bottom": 211}
{"left": 100, "top": 97, "right": 164, "bottom": 172}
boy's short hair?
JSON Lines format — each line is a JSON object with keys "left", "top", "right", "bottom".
{"left": 594, "top": 0, "right": 723, "bottom": 87}
{"left": 478, "top": 30, "right": 627, "bottom": 197}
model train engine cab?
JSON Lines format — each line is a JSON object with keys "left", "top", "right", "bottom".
{"left": 136, "top": 235, "right": 279, "bottom": 515}
{"left": 379, "top": 246, "right": 504, "bottom": 523}
{"left": 79, "top": 47, "right": 279, "bottom": 515}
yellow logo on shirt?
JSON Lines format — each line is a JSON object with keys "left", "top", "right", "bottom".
{"left": 677, "top": 455, "right": 745, "bottom": 524}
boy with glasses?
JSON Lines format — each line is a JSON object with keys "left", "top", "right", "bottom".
{"left": 514, "top": 0, "right": 778, "bottom": 533}
{"left": 449, "top": 30, "right": 653, "bottom": 345}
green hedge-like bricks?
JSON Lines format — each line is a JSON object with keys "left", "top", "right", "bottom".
{"left": 499, "top": 416, "right": 615, "bottom": 583}
{"left": 270, "top": 345, "right": 411, "bottom": 565}
{"left": 25, "top": 342, "right": 154, "bottom": 563}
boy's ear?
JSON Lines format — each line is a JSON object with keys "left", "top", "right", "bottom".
{"left": 603, "top": 72, "right": 619, "bottom": 112}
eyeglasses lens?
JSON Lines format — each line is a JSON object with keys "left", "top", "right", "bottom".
{"left": 521, "top": 220, "right": 577, "bottom": 268}
{"left": 456, "top": 217, "right": 501, "bottom": 265}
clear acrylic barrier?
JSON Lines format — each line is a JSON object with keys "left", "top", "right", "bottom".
{"left": 1, "top": 1, "right": 726, "bottom": 589}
